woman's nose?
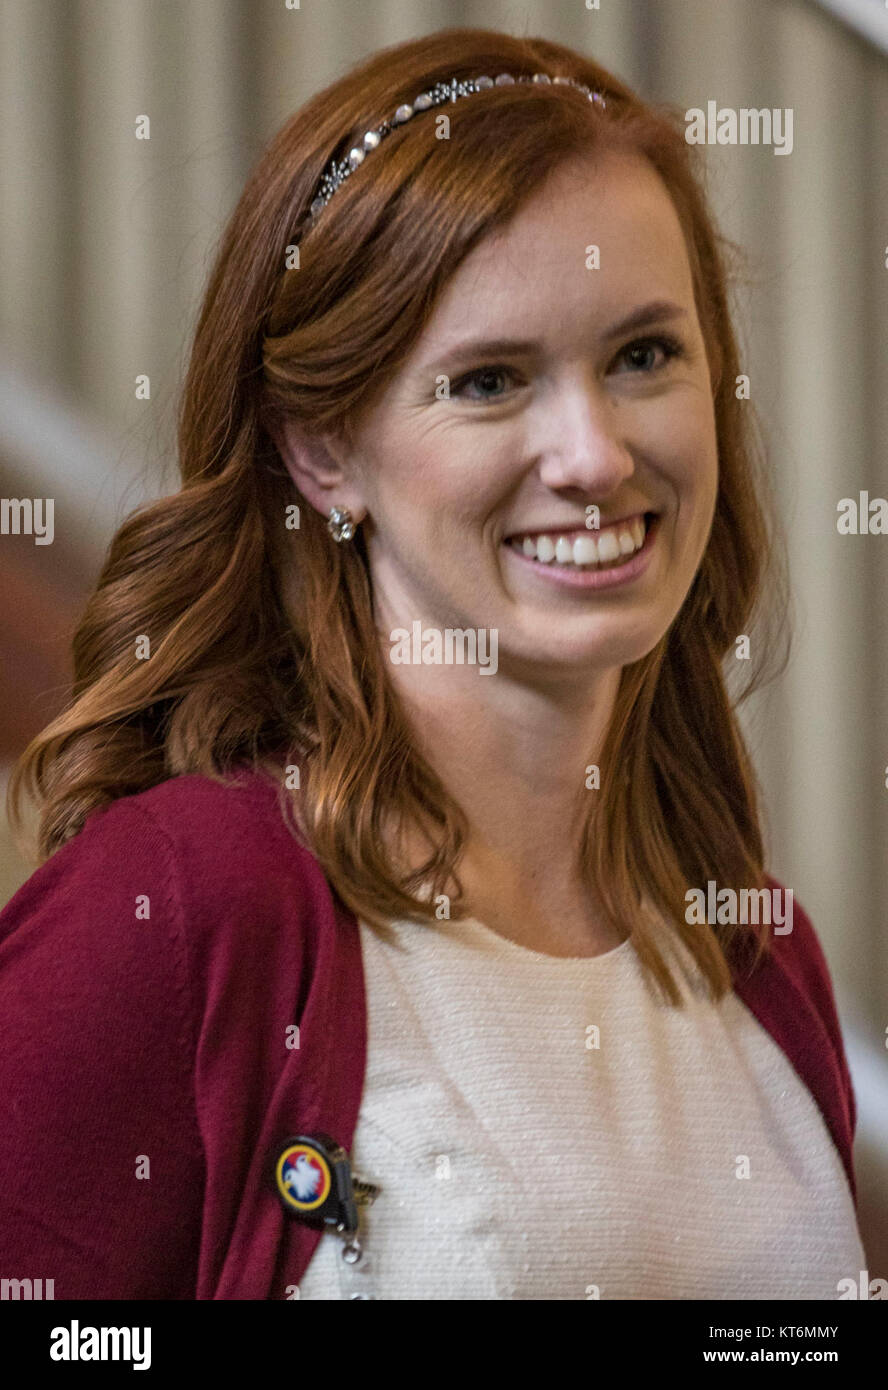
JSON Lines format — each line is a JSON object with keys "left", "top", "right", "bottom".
{"left": 535, "top": 382, "right": 636, "bottom": 495}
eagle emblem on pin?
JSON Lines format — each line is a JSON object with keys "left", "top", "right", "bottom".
{"left": 275, "top": 1140, "right": 332, "bottom": 1213}
{"left": 270, "top": 1132, "right": 380, "bottom": 1233}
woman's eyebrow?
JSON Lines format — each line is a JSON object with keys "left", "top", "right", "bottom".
{"left": 421, "top": 300, "right": 689, "bottom": 375}
{"left": 601, "top": 299, "right": 689, "bottom": 341}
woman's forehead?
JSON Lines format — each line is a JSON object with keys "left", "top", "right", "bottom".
{"left": 413, "top": 159, "right": 696, "bottom": 349}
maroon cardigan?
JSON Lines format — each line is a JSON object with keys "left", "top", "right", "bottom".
{"left": 0, "top": 767, "right": 857, "bottom": 1300}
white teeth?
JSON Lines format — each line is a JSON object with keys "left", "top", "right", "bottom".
{"left": 596, "top": 530, "right": 620, "bottom": 563}
{"left": 618, "top": 529, "right": 636, "bottom": 556}
{"left": 536, "top": 535, "right": 556, "bottom": 563}
{"left": 508, "top": 516, "right": 650, "bottom": 568}
{"left": 572, "top": 534, "right": 598, "bottom": 565}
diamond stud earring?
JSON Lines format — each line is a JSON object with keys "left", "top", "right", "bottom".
{"left": 327, "top": 505, "right": 357, "bottom": 542}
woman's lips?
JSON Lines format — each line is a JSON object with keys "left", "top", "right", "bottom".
{"left": 505, "top": 510, "right": 652, "bottom": 543}
{"left": 503, "top": 513, "right": 660, "bottom": 590}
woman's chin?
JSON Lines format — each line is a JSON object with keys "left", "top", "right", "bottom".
{"left": 495, "top": 623, "right": 667, "bottom": 675}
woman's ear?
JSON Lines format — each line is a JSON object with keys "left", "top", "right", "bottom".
{"left": 271, "top": 417, "right": 366, "bottom": 523}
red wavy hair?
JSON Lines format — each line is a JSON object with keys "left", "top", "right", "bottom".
{"left": 8, "top": 27, "right": 790, "bottom": 1004}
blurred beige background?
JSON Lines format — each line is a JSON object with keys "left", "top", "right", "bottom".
{"left": 1, "top": 0, "right": 886, "bottom": 1275}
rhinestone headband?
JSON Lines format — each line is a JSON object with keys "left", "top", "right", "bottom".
{"left": 299, "top": 71, "right": 608, "bottom": 241}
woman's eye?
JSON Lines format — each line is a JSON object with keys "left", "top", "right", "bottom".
{"left": 449, "top": 338, "right": 683, "bottom": 401}
{"left": 450, "top": 366, "right": 520, "bottom": 401}
{"left": 614, "top": 336, "right": 684, "bottom": 374}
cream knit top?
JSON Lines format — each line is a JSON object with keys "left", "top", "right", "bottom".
{"left": 296, "top": 914, "right": 865, "bottom": 1300}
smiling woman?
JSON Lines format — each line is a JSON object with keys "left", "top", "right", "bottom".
{"left": 0, "top": 26, "right": 865, "bottom": 1301}
{"left": 277, "top": 149, "right": 716, "bottom": 686}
